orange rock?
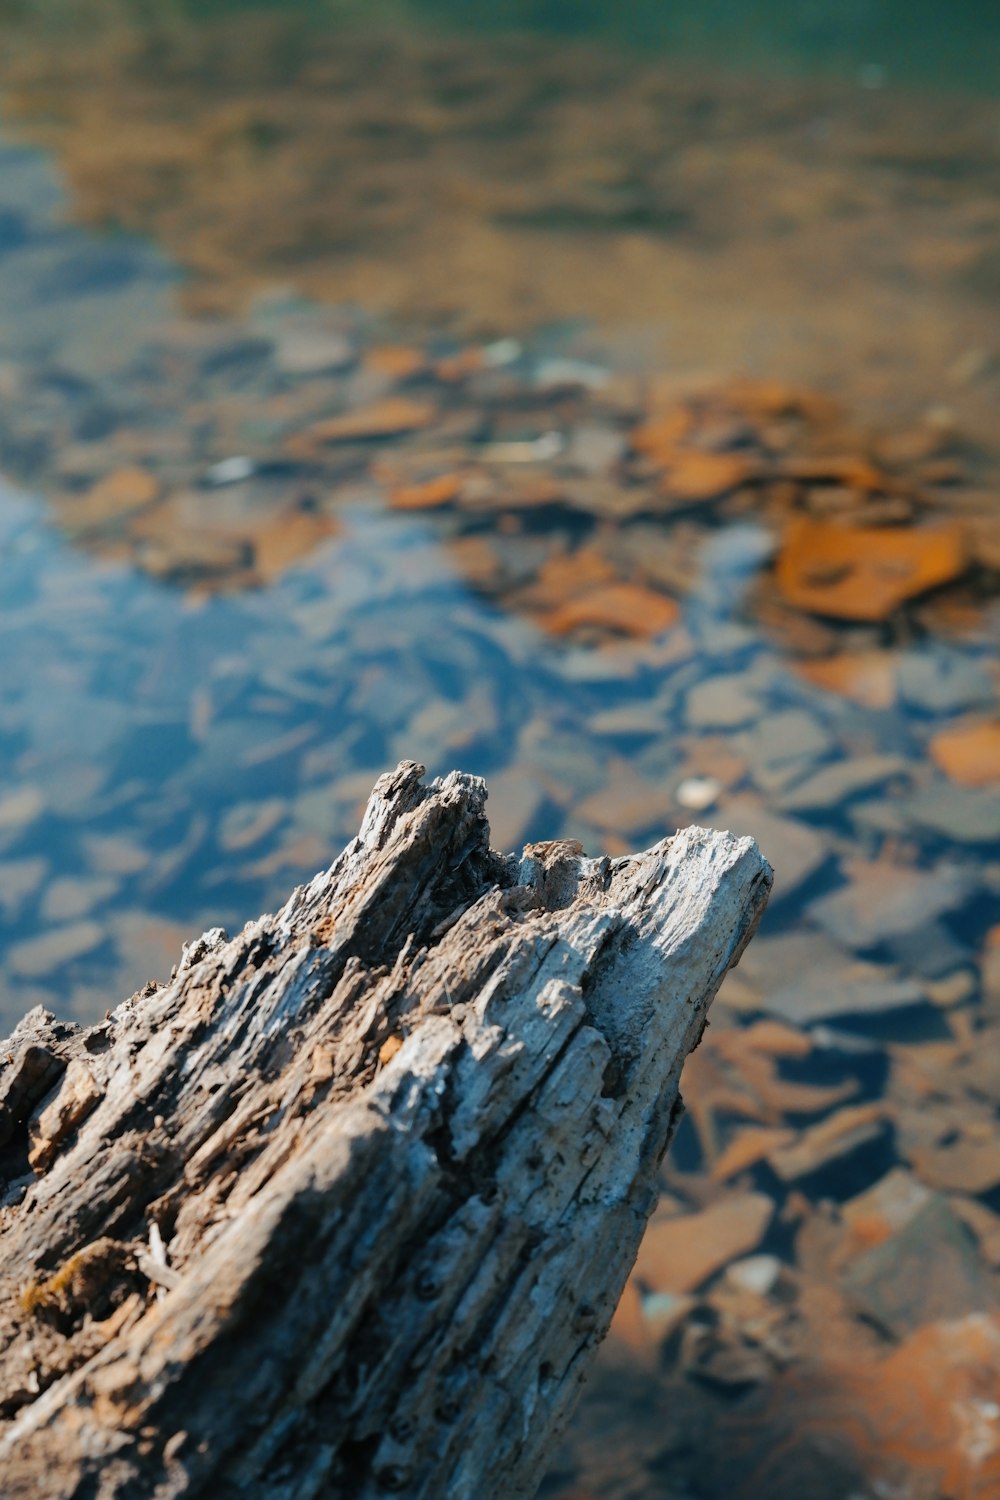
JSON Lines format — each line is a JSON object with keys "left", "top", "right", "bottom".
{"left": 660, "top": 448, "right": 754, "bottom": 503}
{"left": 711, "top": 1126, "right": 796, "bottom": 1183}
{"left": 725, "top": 379, "right": 841, "bottom": 424}
{"left": 434, "top": 348, "right": 486, "bottom": 382}
{"left": 532, "top": 546, "right": 618, "bottom": 598}
{"left": 776, "top": 515, "right": 967, "bottom": 621}
{"left": 630, "top": 405, "right": 692, "bottom": 460}
{"left": 793, "top": 650, "right": 897, "bottom": 709}
{"left": 251, "top": 508, "right": 338, "bottom": 581}
{"left": 929, "top": 720, "right": 1000, "bottom": 787}
{"left": 634, "top": 1192, "right": 773, "bottom": 1295}
{"left": 737, "top": 1019, "right": 813, "bottom": 1059}
{"left": 364, "top": 345, "right": 427, "bottom": 379}
{"left": 542, "top": 582, "right": 680, "bottom": 638}
{"left": 389, "top": 472, "right": 464, "bottom": 510}
{"left": 718, "top": 1315, "right": 1000, "bottom": 1497}
{"left": 298, "top": 397, "right": 437, "bottom": 446}
{"left": 840, "top": 1168, "right": 932, "bottom": 1256}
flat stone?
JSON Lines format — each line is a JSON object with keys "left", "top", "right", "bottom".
{"left": 566, "top": 422, "right": 625, "bottom": 474}
{"left": 733, "top": 927, "right": 851, "bottom": 998}
{"left": 896, "top": 648, "right": 994, "bottom": 715}
{"left": 0, "top": 856, "right": 48, "bottom": 918}
{"left": 686, "top": 676, "right": 761, "bottom": 730}
{"left": 713, "top": 797, "right": 828, "bottom": 902}
{"left": 590, "top": 705, "right": 667, "bottom": 737}
{"left": 0, "top": 786, "right": 44, "bottom": 830}
{"left": 841, "top": 1195, "right": 996, "bottom": 1337}
{"left": 841, "top": 1167, "right": 932, "bottom": 1247}
{"left": 778, "top": 754, "right": 911, "bottom": 813}
{"left": 218, "top": 798, "right": 287, "bottom": 853}
{"left": 273, "top": 325, "right": 354, "bottom": 375}
{"left": 950, "top": 1197, "right": 1000, "bottom": 1267}
{"left": 902, "top": 783, "right": 1000, "bottom": 843}
{"left": 41, "top": 875, "right": 119, "bottom": 923}
{"left": 808, "top": 857, "right": 976, "bottom": 949}
{"left": 768, "top": 964, "right": 925, "bottom": 1026}
{"left": 80, "top": 833, "right": 153, "bottom": 876}
{"left": 8, "top": 921, "right": 105, "bottom": 978}
{"left": 884, "top": 921, "right": 971, "bottom": 979}
{"left": 738, "top": 709, "right": 833, "bottom": 781}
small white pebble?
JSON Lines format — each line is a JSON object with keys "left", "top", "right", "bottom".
{"left": 726, "top": 1255, "right": 780, "bottom": 1297}
{"left": 483, "top": 431, "right": 564, "bottom": 463}
{"left": 675, "top": 776, "right": 722, "bottom": 812}
{"left": 207, "top": 455, "right": 255, "bottom": 485}
{"left": 482, "top": 337, "right": 522, "bottom": 367}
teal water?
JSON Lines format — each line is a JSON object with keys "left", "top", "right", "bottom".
{"left": 13, "top": 0, "right": 1000, "bottom": 93}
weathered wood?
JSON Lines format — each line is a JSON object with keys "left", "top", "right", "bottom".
{"left": 0, "top": 761, "right": 771, "bottom": 1499}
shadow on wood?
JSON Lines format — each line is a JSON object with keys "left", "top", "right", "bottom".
{"left": 0, "top": 761, "right": 771, "bottom": 1498}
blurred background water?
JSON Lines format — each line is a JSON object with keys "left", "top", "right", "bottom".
{"left": 0, "top": 2, "right": 998, "bottom": 1496}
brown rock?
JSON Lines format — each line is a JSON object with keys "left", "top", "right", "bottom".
{"left": 634, "top": 1192, "right": 773, "bottom": 1295}
{"left": 841, "top": 1195, "right": 995, "bottom": 1337}
{"left": 910, "top": 1130, "right": 1000, "bottom": 1195}
{"left": 710, "top": 1126, "right": 796, "bottom": 1183}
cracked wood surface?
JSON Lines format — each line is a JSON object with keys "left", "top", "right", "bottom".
{"left": 0, "top": 761, "right": 771, "bottom": 1499}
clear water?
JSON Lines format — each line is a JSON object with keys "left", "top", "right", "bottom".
{"left": 0, "top": 3, "right": 998, "bottom": 1495}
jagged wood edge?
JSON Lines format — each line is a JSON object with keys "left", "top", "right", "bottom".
{"left": 0, "top": 760, "right": 771, "bottom": 1499}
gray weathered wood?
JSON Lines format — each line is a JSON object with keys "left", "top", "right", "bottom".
{"left": 0, "top": 761, "right": 771, "bottom": 1499}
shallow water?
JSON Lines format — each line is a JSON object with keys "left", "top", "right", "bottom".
{"left": 0, "top": 3, "right": 999, "bottom": 1496}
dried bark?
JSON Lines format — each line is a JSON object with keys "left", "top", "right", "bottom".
{"left": 0, "top": 761, "right": 771, "bottom": 1499}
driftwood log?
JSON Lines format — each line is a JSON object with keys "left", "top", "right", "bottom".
{"left": 0, "top": 761, "right": 771, "bottom": 1499}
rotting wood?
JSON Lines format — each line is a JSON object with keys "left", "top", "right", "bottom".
{"left": 0, "top": 760, "right": 771, "bottom": 1499}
